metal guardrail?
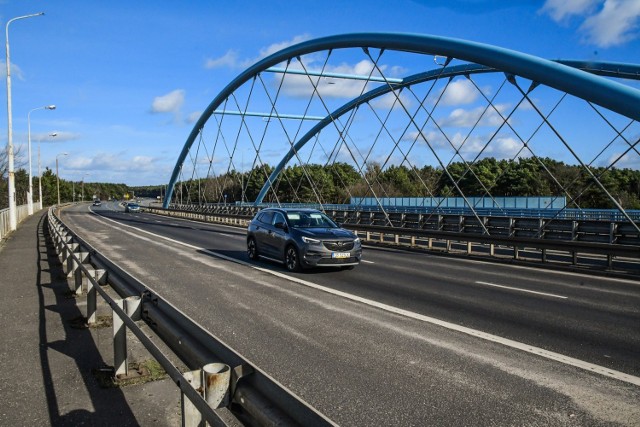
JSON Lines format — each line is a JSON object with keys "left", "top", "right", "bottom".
{"left": 151, "top": 204, "right": 639, "bottom": 272}
{"left": 172, "top": 202, "right": 640, "bottom": 222}
{"left": 0, "top": 203, "right": 41, "bottom": 240}
{"left": 47, "top": 206, "right": 333, "bottom": 427}
{"left": 160, "top": 204, "right": 640, "bottom": 246}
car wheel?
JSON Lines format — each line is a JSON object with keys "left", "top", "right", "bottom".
{"left": 247, "top": 238, "right": 259, "bottom": 260}
{"left": 285, "top": 245, "right": 301, "bottom": 272}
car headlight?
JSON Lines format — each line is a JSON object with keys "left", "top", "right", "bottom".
{"left": 354, "top": 237, "right": 361, "bottom": 245}
{"left": 302, "top": 236, "right": 321, "bottom": 244}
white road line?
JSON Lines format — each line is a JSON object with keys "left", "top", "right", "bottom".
{"left": 475, "top": 281, "right": 568, "bottom": 299}
{"left": 361, "top": 260, "right": 375, "bottom": 264}
{"left": 83, "top": 208, "right": 640, "bottom": 387}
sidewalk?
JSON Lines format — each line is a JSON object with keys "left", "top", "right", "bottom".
{"left": 0, "top": 210, "right": 180, "bottom": 426}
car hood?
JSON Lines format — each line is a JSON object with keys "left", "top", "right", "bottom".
{"left": 298, "top": 228, "right": 355, "bottom": 239}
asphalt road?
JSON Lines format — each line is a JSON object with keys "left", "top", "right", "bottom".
{"left": 61, "top": 201, "right": 640, "bottom": 426}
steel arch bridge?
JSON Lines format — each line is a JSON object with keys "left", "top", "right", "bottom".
{"left": 164, "top": 32, "right": 640, "bottom": 233}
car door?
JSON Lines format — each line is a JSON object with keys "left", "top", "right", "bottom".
{"left": 253, "top": 211, "right": 275, "bottom": 257}
{"left": 269, "top": 212, "right": 289, "bottom": 258}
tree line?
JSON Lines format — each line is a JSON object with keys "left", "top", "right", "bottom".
{"left": 3, "top": 157, "right": 639, "bottom": 210}
{"left": 156, "top": 157, "right": 640, "bottom": 209}
{"left": 0, "top": 166, "right": 129, "bottom": 209}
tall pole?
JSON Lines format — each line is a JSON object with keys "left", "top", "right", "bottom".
{"left": 40, "top": 132, "right": 58, "bottom": 208}
{"left": 56, "top": 152, "right": 67, "bottom": 206}
{"left": 5, "top": 12, "right": 44, "bottom": 231}
{"left": 27, "top": 105, "right": 55, "bottom": 214}
{"left": 81, "top": 173, "right": 90, "bottom": 202}
{"left": 56, "top": 157, "right": 60, "bottom": 206}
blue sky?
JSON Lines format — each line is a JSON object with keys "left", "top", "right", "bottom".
{"left": 2, "top": 0, "right": 639, "bottom": 186}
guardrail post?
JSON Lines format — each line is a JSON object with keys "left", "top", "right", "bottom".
{"left": 65, "top": 243, "right": 80, "bottom": 276}
{"left": 489, "top": 243, "right": 495, "bottom": 257}
{"left": 182, "top": 363, "right": 231, "bottom": 426}
{"left": 113, "top": 296, "right": 142, "bottom": 377}
{"left": 113, "top": 299, "right": 126, "bottom": 377}
{"left": 541, "top": 248, "right": 547, "bottom": 263}
{"left": 86, "top": 269, "right": 106, "bottom": 325}
{"left": 58, "top": 234, "right": 72, "bottom": 262}
{"left": 513, "top": 245, "right": 519, "bottom": 260}
{"left": 73, "top": 251, "right": 90, "bottom": 295}
{"left": 466, "top": 241, "right": 472, "bottom": 255}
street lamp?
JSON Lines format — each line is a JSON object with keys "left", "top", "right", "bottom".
{"left": 81, "top": 173, "right": 90, "bottom": 202}
{"left": 27, "top": 104, "right": 56, "bottom": 214}
{"left": 39, "top": 133, "right": 58, "bottom": 206}
{"left": 56, "top": 152, "right": 68, "bottom": 206}
{"left": 5, "top": 12, "right": 45, "bottom": 231}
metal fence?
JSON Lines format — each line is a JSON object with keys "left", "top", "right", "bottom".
{"left": 351, "top": 196, "right": 567, "bottom": 210}
{"left": 48, "top": 206, "right": 333, "bottom": 426}
{"left": 0, "top": 202, "right": 42, "bottom": 240}
{"left": 155, "top": 204, "right": 639, "bottom": 273}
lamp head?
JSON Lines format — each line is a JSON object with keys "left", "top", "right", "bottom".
{"left": 50, "top": 133, "right": 57, "bottom": 137}
{"left": 46, "top": 105, "right": 56, "bottom": 110}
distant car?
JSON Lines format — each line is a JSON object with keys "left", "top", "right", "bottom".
{"left": 124, "top": 202, "right": 140, "bottom": 213}
{"left": 246, "top": 207, "right": 362, "bottom": 272}
{"left": 92, "top": 199, "right": 102, "bottom": 206}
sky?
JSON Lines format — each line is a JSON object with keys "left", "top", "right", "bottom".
{"left": 1, "top": 0, "right": 639, "bottom": 186}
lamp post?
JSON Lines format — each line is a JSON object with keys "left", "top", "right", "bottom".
{"left": 81, "top": 173, "right": 90, "bottom": 202}
{"left": 56, "top": 152, "right": 68, "bottom": 206}
{"left": 27, "top": 104, "right": 56, "bottom": 214}
{"left": 39, "top": 132, "right": 57, "bottom": 207}
{"left": 5, "top": 12, "right": 44, "bottom": 231}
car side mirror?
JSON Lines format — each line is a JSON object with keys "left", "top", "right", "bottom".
{"left": 274, "top": 221, "right": 288, "bottom": 231}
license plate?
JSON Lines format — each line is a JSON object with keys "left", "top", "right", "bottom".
{"left": 332, "top": 252, "right": 350, "bottom": 259}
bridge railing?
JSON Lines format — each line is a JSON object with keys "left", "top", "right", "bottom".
{"left": 0, "top": 203, "right": 40, "bottom": 240}
{"left": 150, "top": 204, "right": 639, "bottom": 273}
{"left": 48, "top": 206, "right": 333, "bottom": 426}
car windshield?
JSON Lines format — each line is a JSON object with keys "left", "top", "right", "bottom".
{"left": 286, "top": 211, "right": 337, "bottom": 228}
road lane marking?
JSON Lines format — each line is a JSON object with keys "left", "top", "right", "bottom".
{"left": 475, "top": 281, "right": 568, "bottom": 299}
{"left": 361, "top": 260, "right": 375, "bottom": 264}
{"left": 84, "top": 208, "right": 640, "bottom": 387}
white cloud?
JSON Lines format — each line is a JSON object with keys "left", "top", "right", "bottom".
{"left": 257, "top": 34, "right": 310, "bottom": 59}
{"left": 580, "top": 1, "right": 640, "bottom": 47}
{"left": 65, "top": 152, "right": 158, "bottom": 172}
{"left": 0, "top": 60, "right": 25, "bottom": 80}
{"left": 370, "top": 91, "right": 413, "bottom": 110}
{"left": 540, "top": 0, "right": 600, "bottom": 21}
{"left": 278, "top": 59, "right": 399, "bottom": 99}
{"left": 404, "top": 130, "right": 525, "bottom": 161}
{"left": 438, "top": 78, "right": 479, "bottom": 106}
{"left": 151, "top": 89, "right": 185, "bottom": 114}
{"left": 187, "top": 111, "right": 202, "bottom": 123}
{"left": 440, "top": 104, "right": 510, "bottom": 127}
{"left": 205, "top": 50, "right": 239, "bottom": 69}
{"left": 606, "top": 151, "right": 640, "bottom": 169}
{"left": 541, "top": 0, "right": 640, "bottom": 47}
{"left": 204, "top": 35, "right": 311, "bottom": 70}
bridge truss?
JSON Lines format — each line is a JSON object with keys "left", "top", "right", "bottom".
{"left": 165, "top": 33, "right": 640, "bottom": 234}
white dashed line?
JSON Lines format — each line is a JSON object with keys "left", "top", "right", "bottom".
{"left": 475, "top": 281, "right": 568, "bottom": 299}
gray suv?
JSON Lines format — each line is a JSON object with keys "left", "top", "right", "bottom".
{"left": 247, "top": 208, "right": 362, "bottom": 271}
